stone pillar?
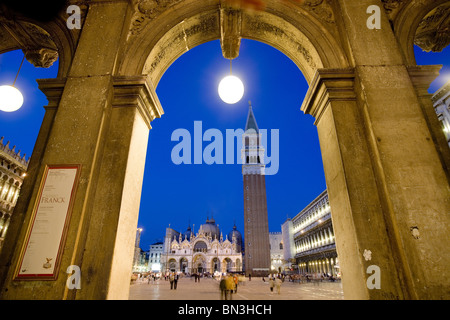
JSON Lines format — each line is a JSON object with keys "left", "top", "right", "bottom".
{"left": 302, "top": 0, "right": 450, "bottom": 300}
{"left": 343, "top": 0, "right": 449, "bottom": 299}
{"left": 0, "top": 1, "right": 162, "bottom": 300}
{"left": 303, "top": 69, "right": 411, "bottom": 299}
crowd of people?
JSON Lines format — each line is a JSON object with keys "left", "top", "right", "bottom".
{"left": 287, "top": 272, "right": 340, "bottom": 284}
{"left": 131, "top": 270, "right": 341, "bottom": 298}
{"left": 218, "top": 274, "right": 239, "bottom": 300}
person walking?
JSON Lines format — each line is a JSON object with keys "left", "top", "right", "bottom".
{"left": 169, "top": 272, "right": 175, "bottom": 290}
{"left": 226, "top": 275, "right": 235, "bottom": 300}
{"left": 275, "top": 276, "right": 282, "bottom": 295}
{"left": 220, "top": 276, "right": 228, "bottom": 300}
{"left": 269, "top": 276, "right": 274, "bottom": 294}
{"left": 233, "top": 274, "right": 238, "bottom": 293}
{"left": 313, "top": 273, "right": 320, "bottom": 286}
{"left": 174, "top": 273, "right": 179, "bottom": 290}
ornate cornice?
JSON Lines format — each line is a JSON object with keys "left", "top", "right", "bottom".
{"left": 301, "top": 68, "right": 356, "bottom": 125}
{"left": 112, "top": 76, "right": 165, "bottom": 129}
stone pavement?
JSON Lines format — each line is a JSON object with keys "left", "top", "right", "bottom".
{"left": 129, "top": 277, "right": 344, "bottom": 300}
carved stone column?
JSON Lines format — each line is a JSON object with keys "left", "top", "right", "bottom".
{"left": 71, "top": 76, "right": 162, "bottom": 300}
{"left": 302, "top": 68, "right": 407, "bottom": 300}
{"left": 0, "top": 0, "right": 151, "bottom": 300}
{"left": 333, "top": 0, "right": 450, "bottom": 299}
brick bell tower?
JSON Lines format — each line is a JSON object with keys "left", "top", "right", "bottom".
{"left": 241, "top": 102, "right": 271, "bottom": 277}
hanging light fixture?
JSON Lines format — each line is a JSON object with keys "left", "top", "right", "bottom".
{"left": 0, "top": 54, "right": 25, "bottom": 112}
{"left": 218, "top": 59, "right": 244, "bottom": 104}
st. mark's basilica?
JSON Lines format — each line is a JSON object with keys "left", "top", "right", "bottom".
{"left": 162, "top": 218, "right": 243, "bottom": 274}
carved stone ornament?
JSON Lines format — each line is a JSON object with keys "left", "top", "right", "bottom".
{"left": 245, "top": 15, "right": 317, "bottom": 69}
{"left": 302, "top": 0, "right": 335, "bottom": 24}
{"left": 24, "top": 48, "right": 59, "bottom": 68}
{"left": 0, "top": 17, "right": 59, "bottom": 68}
{"left": 381, "top": 0, "right": 407, "bottom": 22}
{"left": 414, "top": 3, "right": 450, "bottom": 53}
{"left": 130, "top": 0, "right": 182, "bottom": 36}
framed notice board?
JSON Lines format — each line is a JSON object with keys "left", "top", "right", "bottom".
{"left": 14, "top": 165, "right": 81, "bottom": 280}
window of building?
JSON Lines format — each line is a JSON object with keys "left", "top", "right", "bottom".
{"left": 194, "top": 241, "right": 208, "bottom": 253}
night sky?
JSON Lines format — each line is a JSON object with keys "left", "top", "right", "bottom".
{"left": 0, "top": 39, "right": 448, "bottom": 250}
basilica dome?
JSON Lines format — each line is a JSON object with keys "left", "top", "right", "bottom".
{"left": 184, "top": 225, "right": 192, "bottom": 241}
{"left": 228, "top": 224, "right": 242, "bottom": 252}
{"left": 199, "top": 217, "right": 220, "bottom": 239}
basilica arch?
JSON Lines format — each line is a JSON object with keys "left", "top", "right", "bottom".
{"left": 0, "top": 0, "right": 449, "bottom": 300}
{"left": 192, "top": 253, "right": 207, "bottom": 274}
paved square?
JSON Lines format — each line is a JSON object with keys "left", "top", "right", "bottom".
{"left": 129, "top": 276, "right": 344, "bottom": 300}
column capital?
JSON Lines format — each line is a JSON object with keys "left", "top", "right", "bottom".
{"left": 407, "top": 65, "right": 442, "bottom": 97}
{"left": 301, "top": 68, "right": 356, "bottom": 125}
{"left": 37, "top": 78, "right": 67, "bottom": 110}
{"left": 112, "top": 75, "right": 164, "bottom": 129}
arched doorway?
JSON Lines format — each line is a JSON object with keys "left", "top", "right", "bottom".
{"left": 211, "top": 257, "right": 220, "bottom": 273}
{"left": 222, "top": 258, "right": 233, "bottom": 273}
{"left": 0, "top": 0, "right": 448, "bottom": 300}
{"left": 193, "top": 254, "right": 206, "bottom": 275}
{"left": 168, "top": 259, "right": 177, "bottom": 273}
{"left": 179, "top": 257, "right": 188, "bottom": 273}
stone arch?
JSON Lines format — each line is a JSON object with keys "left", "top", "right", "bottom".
{"left": 193, "top": 253, "right": 207, "bottom": 273}
{"left": 0, "top": 4, "right": 86, "bottom": 77}
{"left": 119, "top": 0, "right": 349, "bottom": 84}
{"left": 0, "top": 0, "right": 448, "bottom": 301}
{"left": 179, "top": 257, "right": 189, "bottom": 273}
{"left": 168, "top": 258, "right": 177, "bottom": 272}
{"left": 222, "top": 257, "right": 233, "bottom": 273}
{"left": 391, "top": 0, "right": 450, "bottom": 183}
{"left": 193, "top": 240, "right": 208, "bottom": 253}
{"left": 392, "top": 0, "right": 449, "bottom": 65}
{"left": 211, "top": 257, "right": 220, "bottom": 272}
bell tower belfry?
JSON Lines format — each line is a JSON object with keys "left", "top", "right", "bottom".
{"left": 241, "top": 102, "right": 270, "bottom": 277}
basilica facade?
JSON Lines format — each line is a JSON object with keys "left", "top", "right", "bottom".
{"left": 162, "top": 217, "right": 243, "bottom": 274}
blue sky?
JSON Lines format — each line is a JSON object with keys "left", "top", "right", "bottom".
{"left": 0, "top": 40, "right": 448, "bottom": 250}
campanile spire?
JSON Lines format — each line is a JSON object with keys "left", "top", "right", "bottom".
{"left": 241, "top": 103, "right": 270, "bottom": 276}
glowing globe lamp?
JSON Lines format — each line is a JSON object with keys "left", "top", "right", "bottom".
{"left": 218, "top": 75, "right": 244, "bottom": 104}
{"left": 0, "top": 85, "right": 24, "bottom": 112}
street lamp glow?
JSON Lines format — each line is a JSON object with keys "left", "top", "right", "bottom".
{"left": 0, "top": 85, "right": 23, "bottom": 112}
{"left": 218, "top": 75, "right": 244, "bottom": 104}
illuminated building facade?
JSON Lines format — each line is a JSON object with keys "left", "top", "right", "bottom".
{"left": 162, "top": 218, "right": 242, "bottom": 274}
{"left": 286, "top": 190, "right": 339, "bottom": 276}
{"left": 0, "top": 137, "right": 28, "bottom": 251}
{"left": 432, "top": 81, "right": 450, "bottom": 147}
